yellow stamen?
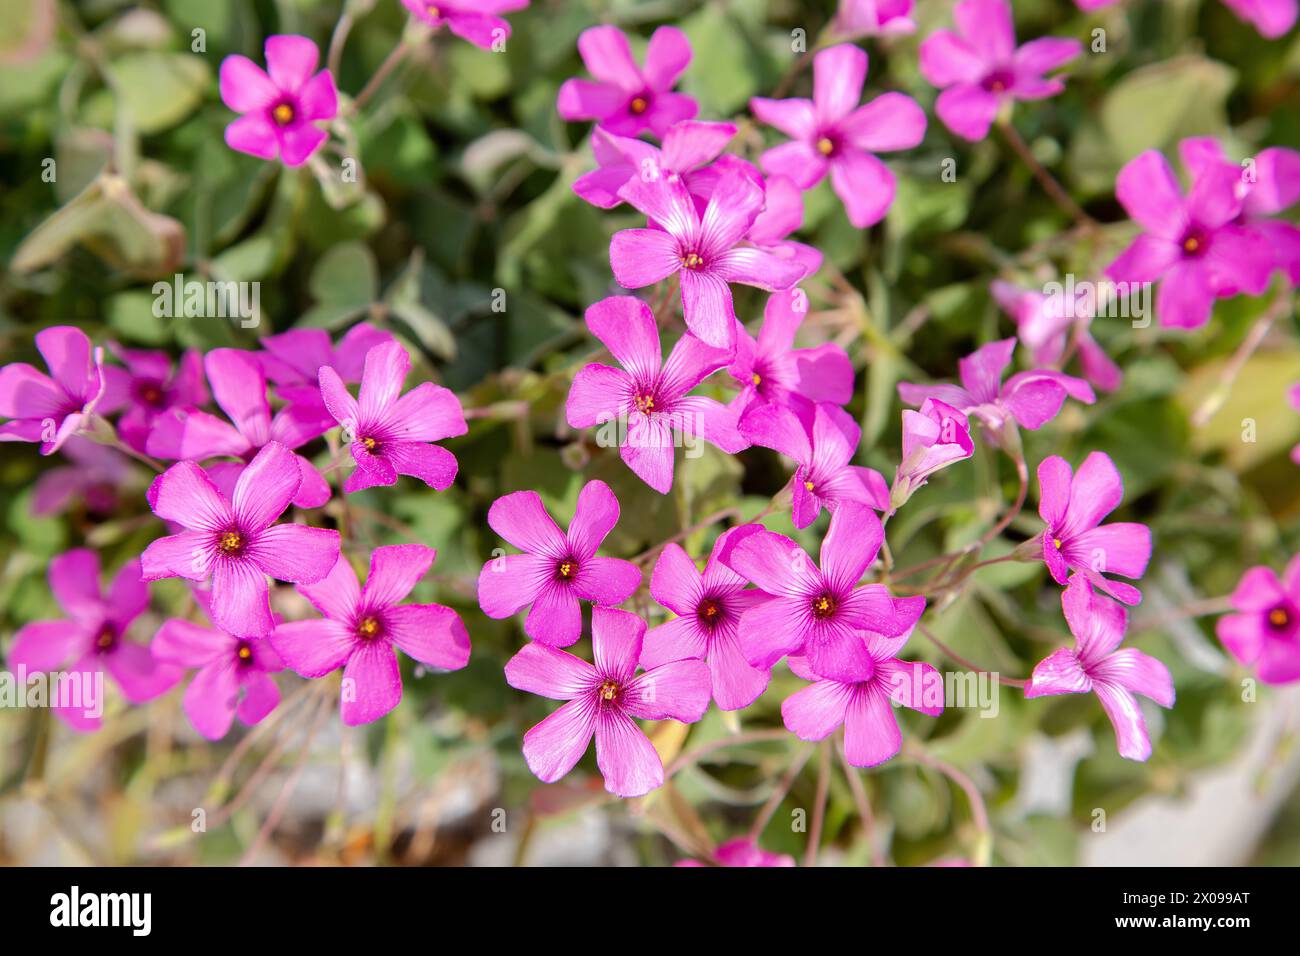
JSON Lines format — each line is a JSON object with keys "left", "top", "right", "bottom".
{"left": 357, "top": 616, "right": 381, "bottom": 638}
{"left": 273, "top": 103, "right": 294, "bottom": 125}
{"left": 1052, "top": 537, "right": 1063, "bottom": 550}
{"left": 1269, "top": 607, "right": 1291, "bottom": 629}
{"left": 752, "top": 373, "right": 762, "bottom": 386}
{"left": 681, "top": 252, "right": 705, "bottom": 270}
{"left": 220, "top": 531, "right": 244, "bottom": 555}
{"left": 599, "top": 679, "right": 619, "bottom": 702}
{"left": 238, "top": 645, "right": 253, "bottom": 661}
{"left": 635, "top": 394, "right": 655, "bottom": 414}
{"left": 558, "top": 560, "right": 577, "bottom": 580}
{"left": 1183, "top": 236, "right": 1200, "bottom": 254}
{"left": 816, "top": 137, "right": 835, "bottom": 156}
{"left": 630, "top": 97, "right": 648, "bottom": 115}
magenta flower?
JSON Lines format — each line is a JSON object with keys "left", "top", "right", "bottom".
{"left": 728, "top": 290, "right": 851, "bottom": 418}
{"left": 1105, "top": 147, "right": 1273, "bottom": 329}
{"left": 0, "top": 326, "right": 111, "bottom": 456}
{"left": 920, "top": 0, "right": 1081, "bottom": 142}
{"left": 556, "top": 25, "right": 697, "bottom": 138}
{"left": 610, "top": 170, "right": 804, "bottom": 350}
{"left": 151, "top": 590, "right": 286, "bottom": 740}
{"left": 641, "top": 528, "right": 773, "bottom": 710}
{"left": 104, "top": 345, "right": 208, "bottom": 454}
{"left": 271, "top": 546, "right": 471, "bottom": 726}
{"left": 741, "top": 401, "right": 889, "bottom": 528}
{"left": 783, "top": 629, "right": 943, "bottom": 767}
{"left": 836, "top": 0, "right": 916, "bottom": 37}
{"left": 219, "top": 36, "right": 337, "bottom": 167}
{"left": 258, "top": 323, "right": 395, "bottom": 406}
{"left": 1025, "top": 576, "right": 1173, "bottom": 761}
{"left": 1178, "top": 137, "right": 1300, "bottom": 288}
{"left": 890, "top": 398, "right": 974, "bottom": 511}
{"left": 141, "top": 441, "right": 341, "bottom": 637}
{"left": 572, "top": 120, "right": 737, "bottom": 210}
{"left": 401, "top": 0, "right": 528, "bottom": 49}
{"left": 566, "top": 296, "right": 745, "bottom": 493}
{"left": 677, "top": 838, "right": 796, "bottom": 867}
{"left": 898, "top": 338, "right": 1095, "bottom": 439}
{"left": 477, "top": 479, "right": 641, "bottom": 647}
{"left": 743, "top": 175, "right": 824, "bottom": 279}
{"left": 32, "top": 436, "right": 131, "bottom": 517}
{"left": 1220, "top": 0, "right": 1299, "bottom": 37}
{"left": 504, "top": 606, "right": 711, "bottom": 798}
{"left": 991, "top": 279, "right": 1122, "bottom": 393}
{"left": 7, "top": 550, "right": 180, "bottom": 731}
{"left": 148, "top": 349, "right": 334, "bottom": 509}
{"left": 751, "top": 44, "right": 926, "bottom": 227}
{"left": 1037, "top": 452, "right": 1150, "bottom": 606}
{"left": 1215, "top": 558, "right": 1300, "bottom": 685}
{"left": 319, "top": 340, "right": 467, "bottom": 493}
{"left": 721, "top": 504, "right": 924, "bottom": 681}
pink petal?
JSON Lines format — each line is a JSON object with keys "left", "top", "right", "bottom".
{"left": 358, "top": 341, "right": 409, "bottom": 423}
{"left": 643, "top": 25, "right": 691, "bottom": 90}
{"left": 954, "top": 0, "right": 1015, "bottom": 63}
{"left": 577, "top": 25, "right": 642, "bottom": 90}
{"left": 758, "top": 140, "right": 827, "bottom": 189}
{"left": 609, "top": 228, "right": 681, "bottom": 290}
{"left": 384, "top": 440, "right": 459, "bottom": 490}
{"left": 210, "top": 558, "right": 273, "bottom": 637}
{"left": 839, "top": 92, "right": 926, "bottom": 153}
{"left": 919, "top": 30, "right": 986, "bottom": 87}
{"left": 184, "top": 662, "right": 241, "bottom": 740}
{"left": 270, "top": 618, "right": 355, "bottom": 677}
{"left": 525, "top": 580, "right": 584, "bottom": 646}
{"left": 247, "top": 523, "right": 340, "bottom": 585}
{"left": 386, "top": 604, "right": 471, "bottom": 671}
{"left": 522, "top": 697, "right": 597, "bottom": 783}
{"left": 1092, "top": 681, "right": 1152, "bottom": 761}
{"left": 624, "top": 657, "right": 712, "bottom": 721}
{"left": 1115, "top": 151, "right": 1187, "bottom": 237}
{"left": 782, "top": 676, "right": 852, "bottom": 740}
{"left": 591, "top": 606, "right": 645, "bottom": 681}
{"left": 237, "top": 671, "right": 281, "bottom": 726}
{"left": 219, "top": 55, "right": 277, "bottom": 112}
{"left": 224, "top": 113, "right": 279, "bottom": 161}
{"left": 340, "top": 641, "right": 402, "bottom": 725}
{"left": 9, "top": 620, "right": 89, "bottom": 672}
{"left": 141, "top": 530, "right": 216, "bottom": 582}
{"left": 363, "top": 543, "right": 435, "bottom": 609}
{"left": 813, "top": 44, "right": 867, "bottom": 124}
{"left": 232, "top": 441, "right": 302, "bottom": 533}
{"left": 935, "top": 84, "right": 999, "bottom": 141}
{"left": 505, "top": 642, "right": 597, "bottom": 699}
{"left": 594, "top": 709, "right": 664, "bottom": 797}
{"left": 1024, "top": 646, "right": 1090, "bottom": 697}
{"left": 707, "top": 629, "right": 772, "bottom": 710}
{"left": 567, "top": 479, "right": 621, "bottom": 558}
{"left": 264, "top": 34, "right": 320, "bottom": 92}
{"left": 843, "top": 684, "right": 903, "bottom": 766}
{"left": 1091, "top": 648, "right": 1174, "bottom": 707}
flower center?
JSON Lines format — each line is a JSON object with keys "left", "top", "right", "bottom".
{"left": 816, "top": 136, "right": 836, "bottom": 157}
{"left": 356, "top": 615, "right": 382, "bottom": 640}
{"left": 236, "top": 641, "right": 254, "bottom": 665}
{"left": 135, "top": 380, "right": 165, "bottom": 408}
{"left": 681, "top": 251, "right": 705, "bottom": 270}
{"left": 697, "top": 598, "right": 722, "bottom": 627}
{"left": 272, "top": 103, "right": 295, "bottom": 126}
{"left": 635, "top": 392, "right": 656, "bottom": 414}
{"left": 811, "top": 592, "right": 837, "bottom": 619}
{"left": 804, "top": 479, "right": 816, "bottom": 492}
{"left": 751, "top": 372, "right": 762, "bottom": 386}
{"left": 1181, "top": 228, "right": 1208, "bottom": 257}
{"left": 95, "top": 625, "right": 117, "bottom": 654}
{"left": 1052, "top": 537, "right": 1063, "bottom": 550}
{"left": 1267, "top": 605, "right": 1293, "bottom": 631}
{"left": 556, "top": 558, "right": 580, "bottom": 581}
{"left": 425, "top": 3, "right": 442, "bottom": 17}
{"left": 629, "top": 96, "right": 648, "bottom": 115}
{"left": 219, "top": 530, "right": 245, "bottom": 556}
{"left": 981, "top": 70, "right": 1014, "bottom": 93}
{"left": 598, "top": 679, "right": 621, "bottom": 702}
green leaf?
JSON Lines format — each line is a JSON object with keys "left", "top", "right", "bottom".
{"left": 110, "top": 51, "right": 211, "bottom": 135}
{"left": 1099, "top": 55, "right": 1236, "bottom": 164}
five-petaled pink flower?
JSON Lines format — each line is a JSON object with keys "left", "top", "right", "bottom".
{"left": 0, "top": 326, "right": 111, "bottom": 456}
{"left": 920, "top": 0, "right": 1081, "bottom": 142}
{"left": 557, "top": 25, "right": 697, "bottom": 138}
{"left": 7, "top": 549, "right": 180, "bottom": 731}
{"left": 151, "top": 589, "right": 286, "bottom": 740}
{"left": 271, "top": 546, "right": 471, "bottom": 725}
{"left": 319, "top": 340, "right": 467, "bottom": 493}
{"left": 477, "top": 479, "right": 641, "bottom": 646}
{"left": 141, "top": 441, "right": 341, "bottom": 637}
{"left": 740, "top": 401, "right": 889, "bottom": 528}
{"left": 751, "top": 44, "right": 926, "bottom": 228}
{"left": 1025, "top": 576, "right": 1174, "bottom": 761}
{"left": 836, "top": 0, "right": 916, "bottom": 38}
{"left": 898, "top": 338, "right": 1095, "bottom": 440}
{"left": 148, "top": 348, "right": 334, "bottom": 509}
{"left": 566, "top": 296, "right": 745, "bottom": 493}
{"left": 573, "top": 120, "right": 737, "bottom": 210}
{"left": 104, "top": 344, "right": 208, "bottom": 454}
{"left": 728, "top": 290, "right": 853, "bottom": 418}
{"left": 641, "top": 528, "right": 773, "bottom": 711}
{"left": 219, "top": 35, "right": 338, "bottom": 167}
{"left": 1215, "top": 558, "right": 1300, "bottom": 685}
{"left": 783, "top": 628, "right": 943, "bottom": 767}
{"left": 401, "top": 0, "right": 529, "bottom": 50}
{"left": 504, "top": 606, "right": 711, "bottom": 798}
{"left": 1037, "top": 451, "right": 1151, "bottom": 606}
{"left": 991, "top": 279, "right": 1122, "bottom": 393}
{"left": 890, "top": 398, "right": 974, "bottom": 511}
{"left": 610, "top": 170, "right": 804, "bottom": 350}
{"left": 1105, "top": 144, "right": 1272, "bottom": 329}
{"left": 721, "top": 504, "right": 924, "bottom": 681}
{"left": 677, "top": 838, "right": 796, "bottom": 867}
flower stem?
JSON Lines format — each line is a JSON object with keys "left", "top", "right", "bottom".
{"left": 836, "top": 737, "right": 884, "bottom": 866}
{"left": 917, "top": 623, "right": 1027, "bottom": 689}
{"left": 747, "top": 744, "right": 813, "bottom": 841}
{"left": 348, "top": 39, "right": 412, "bottom": 115}
{"left": 803, "top": 740, "right": 832, "bottom": 867}
{"left": 997, "top": 119, "right": 1097, "bottom": 230}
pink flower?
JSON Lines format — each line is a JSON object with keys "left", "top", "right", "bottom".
{"left": 0, "top": 326, "right": 111, "bottom": 455}
{"left": 477, "top": 479, "right": 641, "bottom": 647}
{"left": 7, "top": 549, "right": 181, "bottom": 731}
{"left": 1037, "top": 451, "right": 1151, "bottom": 606}
{"left": 572, "top": 120, "right": 737, "bottom": 210}
{"left": 219, "top": 36, "right": 337, "bottom": 167}
{"left": 271, "top": 546, "right": 471, "bottom": 725}
{"left": 740, "top": 401, "right": 890, "bottom": 528}
{"left": 141, "top": 441, "right": 341, "bottom": 637}
{"left": 751, "top": 44, "right": 926, "bottom": 227}
{"left": 1025, "top": 576, "right": 1174, "bottom": 761}
{"left": 728, "top": 289, "right": 852, "bottom": 417}
{"left": 151, "top": 590, "right": 286, "bottom": 740}
{"left": 32, "top": 436, "right": 132, "bottom": 517}
{"left": 990, "top": 279, "right": 1122, "bottom": 393}
{"left": 1178, "top": 137, "right": 1300, "bottom": 287}
{"left": 920, "top": 0, "right": 1081, "bottom": 142}
{"left": 565, "top": 296, "right": 745, "bottom": 494}
{"left": 610, "top": 169, "right": 804, "bottom": 349}
{"left": 504, "top": 606, "right": 711, "bottom": 798}
{"left": 318, "top": 340, "right": 467, "bottom": 493}
{"left": 677, "top": 838, "right": 796, "bottom": 867}
{"left": 836, "top": 0, "right": 916, "bottom": 37}
{"left": 783, "top": 627, "right": 942, "bottom": 767}
{"left": 1105, "top": 146, "right": 1273, "bottom": 329}
{"left": 721, "top": 504, "right": 924, "bottom": 681}
{"left": 641, "top": 528, "right": 773, "bottom": 710}
{"left": 1218, "top": 0, "right": 1298, "bottom": 38}
{"left": 258, "top": 323, "right": 395, "bottom": 406}
{"left": 890, "top": 398, "right": 974, "bottom": 511}
{"left": 104, "top": 345, "right": 208, "bottom": 454}
{"left": 557, "top": 25, "right": 697, "bottom": 138}
{"left": 898, "top": 338, "right": 1095, "bottom": 438}
{"left": 1215, "top": 558, "right": 1300, "bottom": 685}
{"left": 402, "top": 0, "right": 528, "bottom": 50}
{"left": 743, "top": 175, "right": 824, "bottom": 279}
{"left": 147, "top": 349, "right": 334, "bottom": 509}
